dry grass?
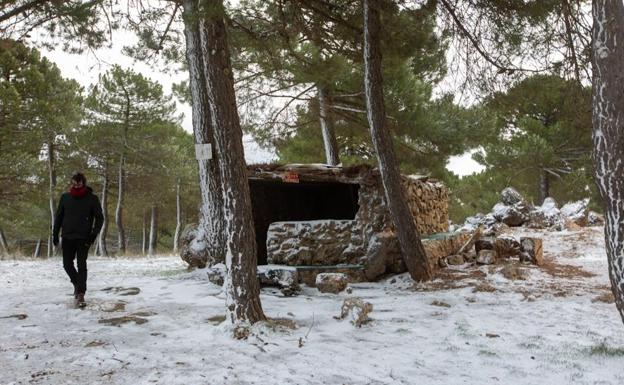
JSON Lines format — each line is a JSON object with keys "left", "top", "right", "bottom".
{"left": 540, "top": 259, "right": 597, "bottom": 279}
{"left": 472, "top": 283, "right": 497, "bottom": 293}
{"left": 592, "top": 291, "right": 615, "bottom": 304}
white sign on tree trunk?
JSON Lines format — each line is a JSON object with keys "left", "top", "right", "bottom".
{"left": 195, "top": 143, "right": 213, "bottom": 160}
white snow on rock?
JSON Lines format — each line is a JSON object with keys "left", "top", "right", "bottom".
{"left": 561, "top": 198, "right": 590, "bottom": 223}
{"left": 492, "top": 203, "right": 511, "bottom": 219}
{"left": 2, "top": 227, "right": 624, "bottom": 384}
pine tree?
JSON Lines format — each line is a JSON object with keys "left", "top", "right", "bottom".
{"left": 477, "top": 74, "right": 592, "bottom": 204}
{"left": 231, "top": 0, "right": 447, "bottom": 170}
{"left": 200, "top": 0, "right": 266, "bottom": 324}
{"left": 85, "top": 66, "right": 176, "bottom": 255}
{"left": 363, "top": 0, "right": 431, "bottom": 282}
{"left": 0, "top": 40, "right": 82, "bottom": 256}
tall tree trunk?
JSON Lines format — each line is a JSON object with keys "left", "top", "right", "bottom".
{"left": 115, "top": 154, "right": 126, "bottom": 254}
{"left": 562, "top": 0, "right": 582, "bottom": 83}
{"left": 173, "top": 177, "right": 181, "bottom": 253}
{"left": 363, "top": 0, "right": 431, "bottom": 282}
{"left": 317, "top": 86, "right": 340, "bottom": 166}
{"left": 200, "top": 0, "right": 266, "bottom": 324}
{"left": 0, "top": 227, "right": 9, "bottom": 257}
{"left": 115, "top": 98, "right": 130, "bottom": 256}
{"left": 142, "top": 210, "right": 147, "bottom": 255}
{"left": 98, "top": 167, "right": 109, "bottom": 257}
{"left": 148, "top": 205, "right": 157, "bottom": 256}
{"left": 182, "top": 0, "right": 226, "bottom": 263}
{"left": 47, "top": 138, "right": 56, "bottom": 258}
{"left": 592, "top": 0, "right": 624, "bottom": 324}
{"left": 538, "top": 170, "right": 550, "bottom": 205}
{"left": 33, "top": 239, "right": 41, "bottom": 259}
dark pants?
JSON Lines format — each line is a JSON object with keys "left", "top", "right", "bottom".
{"left": 62, "top": 239, "right": 89, "bottom": 294}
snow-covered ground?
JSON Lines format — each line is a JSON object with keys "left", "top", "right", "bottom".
{"left": 2, "top": 227, "right": 624, "bottom": 385}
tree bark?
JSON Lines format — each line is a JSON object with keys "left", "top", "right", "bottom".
{"left": 592, "top": 0, "right": 624, "bottom": 324}
{"left": 47, "top": 138, "right": 56, "bottom": 258}
{"left": 538, "top": 170, "right": 549, "bottom": 205}
{"left": 148, "top": 205, "right": 157, "bottom": 256}
{"left": 142, "top": 210, "right": 147, "bottom": 255}
{"left": 200, "top": 0, "right": 266, "bottom": 324}
{"left": 33, "top": 239, "right": 41, "bottom": 259}
{"left": 182, "top": 0, "right": 227, "bottom": 263}
{"left": 115, "top": 155, "right": 126, "bottom": 254}
{"left": 98, "top": 167, "right": 109, "bottom": 257}
{"left": 317, "top": 86, "right": 340, "bottom": 166}
{"left": 0, "top": 227, "right": 9, "bottom": 256}
{"left": 173, "top": 177, "right": 181, "bottom": 253}
{"left": 115, "top": 89, "right": 130, "bottom": 255}
{"left": 562, "top": 0, "right": 582, "bottom": 84}
{"left": 363, "top": 0, "right": 432, "bottom": 282}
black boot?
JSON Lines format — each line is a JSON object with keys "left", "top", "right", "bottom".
{"left": 76, "top": 293, "right": 86, "bottom": 307}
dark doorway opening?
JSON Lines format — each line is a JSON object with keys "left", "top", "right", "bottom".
{"left": 249, "top": 179, "right": 360, "bottom": 265}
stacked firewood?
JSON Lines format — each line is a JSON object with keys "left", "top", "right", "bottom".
{"left": 402, "top": 177, "right": 450, "bottom": 235}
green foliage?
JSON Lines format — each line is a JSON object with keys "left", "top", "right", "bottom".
{"left": 82, "top": 66, "right": 197, "bottom": 254}
{"left": 1, "top": 46, "right": 198, "bottom": 255}
{"left": 0, "top": 1, "right": 116, "bottom": 53}
{"left": 587, "top": 340, "right": 624, "bottom": 357}
{"left": 231, "top": 0, "right": 483, "bottom": 176}
{"left": 445, "top": 170, "right": 509, "bottom": 224}
{"left": 445, "top": 74, "right": 599, "bottom": 222}
{"left": 0, "top": 40, "right": 83, "bottom": 242}
{"left": 475, "top": 74, "right": 594, "bottom": 202}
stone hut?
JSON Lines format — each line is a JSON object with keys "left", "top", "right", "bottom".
{"left": 247, "top": 164, "right": 466, "bottom": 282}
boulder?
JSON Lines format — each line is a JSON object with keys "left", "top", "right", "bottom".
{"left": 476, "top": 250, "right": 496, "bottom": 265}
{"left": 520, "top": 237, "right": 543, "bottom": 266}
{"left": 501, "top": 187, "right": 524, "bottom": 206}
{"left": 335, "top": 297, "right": 373, "bottom": 327}
{"left": 206, "top": 265, "right": 225, "bottom": 286}
{"left": 257, "top": 265, "right": 300, "bottom": 296}
{"left": 316, "top": 273, "right": 349, "bottom": 294}
{"left": 363, "top": 231, "right": 401, "bottom": 280}
{"left": 492, "top": 203, "right": 528, "bottom": 227}
{"left": 483, "top": 222, "right": 510, "bottom": 237}
{"left": 206, "top": 264, "right": 301, "bottom": 295}
{"left": 527, "top": 198, "right": 562, "bottom": 229}
{"left": 179, "top": 224, "right": 223, "bottom": 268}
{"left": 542, "top": 197, "right": 559, "bottom": 210}
{"left": 560, "top": 199, "right": 590, "bottom": 226}
{"left": 475, "top": 238, "right": 494, "bottom": 254}
{"left": 588, "top": 211, "right": 605, "bottom": 226}
{"left": 461, "top": 213, "right": 496, "bottom": 231}
{"left": 493, "top": 235, "right": 522, "bottom": 259}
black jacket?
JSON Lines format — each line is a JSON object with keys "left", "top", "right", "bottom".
{"left": 53, "top": 187, "right": 104, "bottom": 242}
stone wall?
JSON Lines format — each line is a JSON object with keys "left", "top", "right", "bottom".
{"left": 267, "top": 220, "right": 356, "bottom": 265}
{"left": 266, "top": 175, "right": 453, "bottom": 279}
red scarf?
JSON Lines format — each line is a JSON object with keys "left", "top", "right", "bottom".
{"left": 70, "top": 186, "right": 87, "bottom": 198}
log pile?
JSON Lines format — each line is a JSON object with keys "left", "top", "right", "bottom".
{"left": 403, "top": 177, "right": 450, "bottom": 235}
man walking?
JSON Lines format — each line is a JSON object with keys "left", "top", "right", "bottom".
{"left": 52, "top": 173, "right": 103, "bottom": 307}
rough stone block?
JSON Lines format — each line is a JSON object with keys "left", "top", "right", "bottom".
{"left": 520, "top": 237, "right": 543, "bottom": 266}
{"left": 315, "top": 273, "right": 349, "bottom": 294}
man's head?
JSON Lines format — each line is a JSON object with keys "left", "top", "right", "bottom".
{"left": 71, "top": 172, "right": 87, "bottom": 188}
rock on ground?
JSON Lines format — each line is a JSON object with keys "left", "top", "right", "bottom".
{"left": 476, "top": 250, "right": 496, "bottom": 265}
{"left": 335, "top": 297, "right": 373, "bottom": 327}
{"left": 316, "top": 273, "right": 349, "bottom": 294}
